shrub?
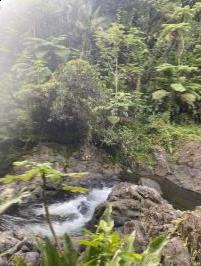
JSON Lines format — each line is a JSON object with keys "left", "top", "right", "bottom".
{"left": 14, "top": 206, "right": 169, "bottom": 266}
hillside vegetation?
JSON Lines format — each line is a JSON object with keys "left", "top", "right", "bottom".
{"left": 0, "top": 1, "right": 201, "bottom": 265}
{"left": 0, "top": 0, "right": 201, "bottom": 167}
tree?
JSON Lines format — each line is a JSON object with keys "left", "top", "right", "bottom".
{"left": 0, "top": 0, "right": 65, "bottom": 73}
{"left": 151, "top": 63, "right": 201, "bottom": 119}
{"left": 95, "top": 23, "right": 125, "bottom": 93}
{"left": 150, "top": 3, "right": 201, "bottom": 121}
{"left": 50, "top": 59, "right": 105, "bottom": 143}
{"left": 12, "top": 35, "right": 69, "bottom": 81}
{"left": 72, "top": 0, "right": 107, "bottom": 58}
{"left": 95, "top": 23, "right": 148, "bottom": 93}
{"left": 158, "top": 23, "right": 191, "bottom": 65}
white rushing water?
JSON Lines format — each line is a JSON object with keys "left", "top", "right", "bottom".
{"left": 23, "top": 187, "right": 112, "bottom": 236}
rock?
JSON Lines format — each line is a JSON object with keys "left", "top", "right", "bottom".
{"left": 0, "top": 231, "right": 39, "bottom": 266}
{"left": 0, "top": 143, "right": 120, "bottom": 206}
{"left": 177, "top": 210, "right": 201, "bottom": 263}
{"left": 152, "top": 147, "right": 171, "bottom": 177}
{"left": 162, "top": 237, "right": 192, "bottom": 266}
{"left": 0, "top": 258, "right": 9, "bottom": 266}
{"left": 0, "top": 188, "right": 16, "bottom": 204}
{"left": 71, "top": 175, "right": 119, "bottom": 190}
{"left": 162, "top": 209, "right": 201, "bottom": 265}
{"left": 67, "top": 145, "right": 122, "bottom": 182}
{"left": 139, "top": 177, "right": 162, "bottom": 194}
{"left": 0, "top": 144, "right": 121, "bottom": 207}
{"left": 0, "top": 143, "right": 121, "bottom": 238}
{"left": 17, "top": 251, "right": 40, "bottom": 266}
{"left": 137, "top": 141, "right": 201, "bottom": 210}
{"left": 0, "top": 138, "right": 29, "bottom": 177}
{"left": 78, "top": 201, "right": 90, "bottom": 215}
{"left": 89, "top": 183, "right": 180, "bottom": 230}
{"left": 89, "top": 183, "right": 201, "bottom": 265}
{"left": 0, "top": 231, "right": 19, "bottom": 253}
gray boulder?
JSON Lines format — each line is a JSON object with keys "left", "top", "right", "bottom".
{"left": 89, "top": 183, "right": 201, "bottom": 265}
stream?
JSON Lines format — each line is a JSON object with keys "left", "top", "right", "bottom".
{"left": 1, "top": 176, "right": 200, "bottom": 237}
{"left": 0, "top": 187, "right": 112, "bottom": 236}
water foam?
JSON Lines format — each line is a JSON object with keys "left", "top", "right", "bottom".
{"left": 24, "top": 187, "right": 112, "bottom": 236}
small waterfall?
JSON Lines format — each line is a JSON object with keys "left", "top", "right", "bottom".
{"left": 21, "top": 187, "right": 112, "bottom": 236}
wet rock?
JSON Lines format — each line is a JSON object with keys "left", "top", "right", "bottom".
{"left": 139, "top": 177, "right": 162, "bottom": 194}
{"left": 0, "top": 231, "right": 39, "bottom": 266}
{"left": 0, "top": 144, "right": 121, "bottom": 207}
{"left": 152, "top": 147, "right": 171, "bottom": 177}
{"left": 72, "top": 175, "right": 119, "bottom": 190}
{"left": 78, "top": 201, "right": 90, "bottom": 215}
{"left": 137, "top": 141, "right": 201, "bottom": 209}
{"left": 89, "top": 183, "right": 180, "bottom": 230}
{"left": 177, "top": 210, "right": 201, "bottom": 263}
{"left": 0, "top": 138, "right": 29, "bottom": 177}
{"left": 53, "top": 213, "right": 79, "bottom": 222}
{"left": 162, "top": 210, "right": 201, "bottom": 265}
{"left": 0, "top": 232, "right": 19, "bottom": 253}
{"left": 66, "top": 145, "right": 122, "bottom": 186}
{"left": 89, "top": 183, "right": 201, "bottom": 265}
{"left": 16, "top": 251, "right": 40, "bottom": 266}
{"left": 162, "top": 237, "right": 192, "bottom": 266}
{"left": 0, "top": 258, "right": 9, "bottom": 266}
{"left": 0, "top": 143, "right": 120, "bottom": 231}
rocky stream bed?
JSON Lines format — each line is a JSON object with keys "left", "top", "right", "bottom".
{"left": 0, "top": 141, "right": 201, "bottom": 265}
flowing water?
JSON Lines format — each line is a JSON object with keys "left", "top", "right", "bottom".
{"left": 0, "top": 187, "right": 112, "bottom": 236}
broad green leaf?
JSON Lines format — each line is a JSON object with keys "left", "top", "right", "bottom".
{"left": 19, "top": 168, "right": 40, "bottom": 181}
{"left": 122, "top": 252, "right": 143, "bottom": 262}
{"left": 66, "top": 172, "right": 88, "bottom": 178}
{"left": 177, "top": 65, "right": 198, "bottom": 73}
{"left": 40, "top": 238, "right": 64, "bottom": 266}
{"left": 2, "top": 168, "right": 39, "bottom": 184}
{"left": 98, "top": 218, "right": 114, "bottom": 234}
{"left": 152, "top": 90, "right": 170, "bottom": 100}
{"left": 156, "top": 63, "right": 177, "bottom": 73}
{"left": 123, "top": 231, "right": 136, "bottom": 253}
{"left": 171, "top": 83, "right": 186, "bottom": 92}
{"left": 160, "top": 23, "right": 191, "bottom": 40}
{"left": 14, "top": 160, "right": 35, "bottom": 168}
{"left": 62, "top": 184, "right": 88, "bottom": 194}
{"left": 78, "top": 239, "right": 100, "bottom": 248}
{"left": 106, "top": 250, "right": 121, "bottom": 266}
{"left": 1, "top": 175, "right": 18, "bottom": 184}
{"left": 107, "top": 115, "right": 120, "bottom": 126}
{"left": 186, "top": 82, "right": 201, "bottom": 90}
{"left": 63, "top": 234, "right": 78, "bottom": 266}
{"left": 0, "top": 192, "right": 30, "bottom": 215}
{"left": 141, "top": 234, "right": 169, "bottom": 266}
{"left": 181, "top": 93, "right": 197, "bottom": 105}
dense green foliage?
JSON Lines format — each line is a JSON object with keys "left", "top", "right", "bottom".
{"left": 14, "top": 207, "right": 168, "bottom": 266}
{"left": 0, "top": 2, "right": 200, "bottom": 265}
{"left": 0, "top": 0, "right": 200, "bottom": 165}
